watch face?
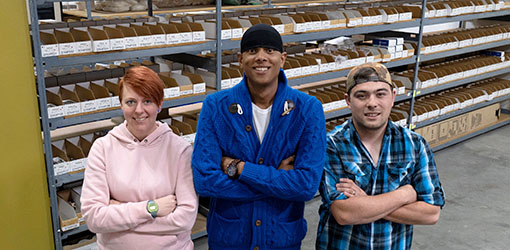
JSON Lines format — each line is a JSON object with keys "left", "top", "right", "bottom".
{"left": 148, "top": 201, "right": 158, "bottom": 212}
{"left": 227, "top": 164, "right": 237, "bottom": 177}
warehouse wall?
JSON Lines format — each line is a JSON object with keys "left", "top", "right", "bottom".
{"left": 0, "top": 1, "right": 54, "bottom": 249}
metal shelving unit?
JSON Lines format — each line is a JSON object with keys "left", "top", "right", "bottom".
{"left": 420, "top": 39, "right": 510, "bottom": 62}
{"left": 48, "top": 94, "right": 208, "bottom": 129}
{"left": 415, "top": 95, "right": 510, "bottom": 128}
{"left": 423, "top": 9, "right": 510, "bottom": 25}
{"left": 29, "top": 0, "right": 510, "bottom": 249}
{"left": 289, "top": 57, "right": 417, "bottom": 86}
{"left": 414, "top": 67, "right": 510, "bottom": 98}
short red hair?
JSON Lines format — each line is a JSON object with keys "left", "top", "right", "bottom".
{"left": 119, "top": 66, "right": 164, "bottom": 104}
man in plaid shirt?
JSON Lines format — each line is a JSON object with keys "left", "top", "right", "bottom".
{"left": 316, "top": 63, "right": 445, "bottom": 250}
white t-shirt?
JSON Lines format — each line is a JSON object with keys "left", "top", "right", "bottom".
{"left": 252, "top": 103, "right": 272, "bottom": 144}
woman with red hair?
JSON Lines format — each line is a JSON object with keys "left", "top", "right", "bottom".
{"left": 81, "top": 66, "right": 198, "bottom": 249}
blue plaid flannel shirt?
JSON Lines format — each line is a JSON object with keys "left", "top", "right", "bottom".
{"left": 316, "top": 119, "right": 445, "bottom": 250}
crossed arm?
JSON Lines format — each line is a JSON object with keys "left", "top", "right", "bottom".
{"left": 332, "top": 178, "right": 440, "bottom": 225}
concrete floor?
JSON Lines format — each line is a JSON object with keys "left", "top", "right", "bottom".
{"left": 194, "top": 124, "right": 510, "bottom": 250}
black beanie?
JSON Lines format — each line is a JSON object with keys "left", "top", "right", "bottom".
{"left": 240, "top": 24, "right": 283, "bottom": 53}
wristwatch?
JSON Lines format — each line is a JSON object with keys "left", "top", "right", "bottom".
{"left": 147, "top": 200, "right": 158, "bottom": 219}
{"left": 227, "top": 159, "right": 241, "bottom": 179}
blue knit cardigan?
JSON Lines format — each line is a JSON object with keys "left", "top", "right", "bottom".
{"left": 192, "top": 70, "right": 326, "bottom": 250}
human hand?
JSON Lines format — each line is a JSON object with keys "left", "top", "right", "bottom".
{"left": 278, "top": 155, "right": 295, "bottom": 171}
{"left": 109, "top": 199, "right": 121, "bottom": 205}
{"left": 398, "top": 184, "right": 417, "bottom": 204}
{"left": 155, "top": 194, "right": 177, "bottom": 217}
{"left": 336, "top": 178, "right": 366, "bottom": 198}
{"left": 221, "top": 156, "right": 234, "bottom": 173}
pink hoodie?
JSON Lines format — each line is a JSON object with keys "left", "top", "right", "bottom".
{"left": 81, "top": 121, "right": 198, "bottom": 250}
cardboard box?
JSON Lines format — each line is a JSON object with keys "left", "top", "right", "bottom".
{"left": 69, "top": 27, "right": 92, "bottom": 53}
{"left": 158, "top": 72, "right": 181, "bottom": 99}
{"left": 144, "top": 22, "right": 166, "bottom": 46}
{"left": 64, "top": 138, "right": 87, "bottom": 173}
{"left": 157, "top": 22, "right": 180, "bottom": 45}
{"left": 416, "top": 103, "right": 500, "bottom": 146}
{"left": 90, "top": 80, "right": 113, "bottom": 110}
{"left": 39, "top": 30, "right": 61, "bottom": 58}
{"left": 54, "top": 28, "right": 77, "bottom": 55}
{"left": 88, "top": 26, "right": 111, "bottom": 52}
{"left": 57, "top": 196, "right": 80, "bottom": 232}
{"left": 58, "top": 189, "right": 82, "bottom": 229}
{"left": 116, "top": 24, "right": 139, "bottom": 49}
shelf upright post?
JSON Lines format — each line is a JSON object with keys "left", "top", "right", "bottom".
{"left": 407, "top": 0, "right": 427, "bottom": 129}
{"left": 148, "top": 0, "right": 153, "bottom": 16}
{"left": 85, "top": 0, "right": 92, "bottom": 19}
{"left": 28, "top": 0, "right": 62, "bottom": 249}
{"left": 215, "top": 0, "right": 222, "bottom": 91}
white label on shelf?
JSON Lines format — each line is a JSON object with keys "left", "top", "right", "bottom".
{"left": 58, "top": 43, "right": 77, "bottom": 55}
{"left": 75, "top": 41, "right": 92, "bottom": 53}
{"left": 312, "top": 21, "right": 321, "bottom": 31}
{"left": 318, "top": 63, "right": 327, "bottom": 73}
{"left": 138, "top": 35, "right": 154, "bottom": 47}
{"left": 271, "top": 25, "right": 283, "bottom": 34}
{"left": 48, "top": 106, "right": 65, "bottom": 119}
{"left": 488, "top": 3, "right": 495, "bottom": 11}
{"left": 231, "top": 77, "right": 242, "bottom": 87}
{"left": 193, "top": 83, "right": 206, "bottom": 94}
{"left": 181, "top": 32, "right": 193, "bottom": 43}
{"left": 64, "top": 103, "right": 81, "bottom": 116}
{"left": 295, "top": 67, "right": 305, "bottom": 77}
{"left": 386, "top": 14, "right": 398, "bottom": 23}
{"left": 164, "top": 87, "right": 180, "bottom": 99}
{"left": 110, "top": 38, "right": 126, "bottom": 50}
{"left": 402, "top": 50, "right": 409, "bottom": 58}
{"left": 61, "top": 223, "right": 80, "bottom": 232}
{"left": 374, "top": 15, "right": 383, "bottom": 24}
{"left": 69, "top": 159, "right": 84, "bottom": 172}
{"left": 96, "top": 97, "right": 112, "bottom": 110}
{"left": 395, "top": 51, "right": 403, "bottom": 59}
{"left": 221, "top": 79, "right": 232, "bottom": 90}
{"left": 181, "top": 133, "right": 196, "bottom": 144}
{"left": 166, "top": 33, "right": 180, "bottom": 45}
{"left": 365, "top": 56, "right": 375, "bottom": 63}
{"left": 330, "top": 100, "right": 344, "bottom": 110}
{"left": 41, "top": 44, "right": 59, "bottom": 57}
{"left": 81, "top": 100, "right": 97, "bottom": 113}
{"left": 294, "top": 23, "right": 306, "bottom": 33}
{"left": 430, "top": 109, "right": 440, "bottom": 118}
{"left": 305, "top": 21, "right": 313, "bottom": 31}
{"left": 475, "top": 6, "right": 486, "bottom": 12}
{"left": 327, "top": 62, "right": 336, "bottom": 71}
{"left": 111, "top": 96, "right": 120, "bottom": 107}
{"left": 338, "top": 99, "right": 347, "bottom": 109}
{"left": 301, "top": 66, "right": 311, "bottom": 76}
{"left": 323, "top": 102, "right": 333, "bottom": 112}
{"left": 284, "top": 69, "right": 294, "bottom": 78}
{"left": 310, "top": 65, "right": 320, "bottom": 74}
{"left": 231, "top": 28, "right": 243, "bottom": 39}
{"left": 399, "top": 12, "right": 412, "bottom": 21}
{"left": 54, "top": 162, "right": 68, "bottom": 176}
{"left": 92, "top": 40, "right": 110, "bottom": 52}
{"left": 322, "top": 20, "right": 331, "bottom": 30}
{"left": 398, "top": 86, "right": 405, "bottom": 95}
{"left": 124, "top": 37, "right": 139, "bottom": 48}
{"left": 437, "top": 9, "right": 448, "bottom": 17}
{"left": 152, "top": 34, "right": 166, "bottom": 45}
{"left": 192, "top": 31, "right": 206, "bottom": 42}
{"left": 220, "top": 30, "right": 232, "bottom": 40}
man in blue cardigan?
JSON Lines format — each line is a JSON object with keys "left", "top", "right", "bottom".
{"left": 192, "top": 24, "right": 326, "bottom": 250}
